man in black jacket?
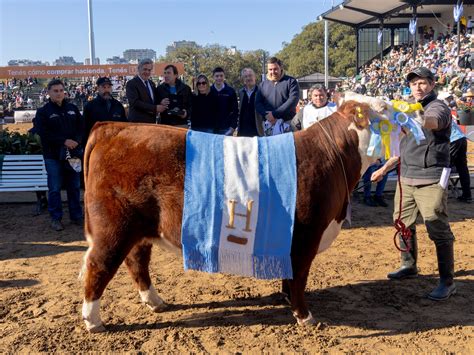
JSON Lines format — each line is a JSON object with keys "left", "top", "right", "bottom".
{"left": 210, "top": 67, "right": 238, "bottom": 135}
{"left": 155, "top": 64, "right": 192, "bottom": 127}
{"left": 126, "top": 58, "right": 168, "bottom": 123}
{"left": 83, "top": 77, "right": 128, "bottom": 142}
{"left": 34, "top": 79, "right": 84, "bottom": 231}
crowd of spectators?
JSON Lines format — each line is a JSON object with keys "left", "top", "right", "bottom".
{"left": 0, "top": 77, "right": 38, "bottom": 115}
{"left": 0, "top": 76, "right": 130, "bottom": 117}
{"left": 340, "top": 31, "right": 474, "bottom": 107}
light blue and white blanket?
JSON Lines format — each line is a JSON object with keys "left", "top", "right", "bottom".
{"left": 181, "top": 131, "right": 297, "bottom": 279}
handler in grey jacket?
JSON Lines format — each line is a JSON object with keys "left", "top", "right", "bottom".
{"left": 372, "top": 67, "right": 456, "bottom": 302}
{"left": 255, "top": 57, "right": 299, "bottom": 126}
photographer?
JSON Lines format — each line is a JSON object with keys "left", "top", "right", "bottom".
{"left": 156, "top": 64, "right": 192, "bottom": 127}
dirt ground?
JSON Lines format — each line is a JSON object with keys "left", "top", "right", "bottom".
{"left": 0, "top": 189, "right": 473, "bottom": 353}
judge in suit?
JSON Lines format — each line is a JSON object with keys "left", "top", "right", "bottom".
{"left": 126, "top": 58, "right": 168, "bottom": 123}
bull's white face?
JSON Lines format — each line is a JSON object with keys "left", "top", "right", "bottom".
{"left": 343, "top": 93, "right": 391, "bottom": 176}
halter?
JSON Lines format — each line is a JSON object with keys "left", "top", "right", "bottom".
{"left": 314, "top": 113, "right": 352, "bottom": 208}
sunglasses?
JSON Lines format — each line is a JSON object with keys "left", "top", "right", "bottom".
{"left": 197, "top": 81, "right": 207, "bottom": 86}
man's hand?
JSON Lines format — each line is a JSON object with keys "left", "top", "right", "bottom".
{"left": 64, "top": 139, "right": 78, "bottom": 150}
{"left": 415, "top": 110, "right": 438, "bottom": 130}
{"left": 160, "top": 98, "right": 170, "bottom": 106}
{"left": 265, "top": 111, "right": 276, "bottom": 124}
{"left": 156, "top": 104, "right": 168, "bottom": 113}
{"left": 178, "top": 109, "right": 187, "bottom": 119}
{"left": 371, "top": 168, "right": 385, "bottom": 183}
{"left": 371, "top": 156, "right": 399, "bottom": 182}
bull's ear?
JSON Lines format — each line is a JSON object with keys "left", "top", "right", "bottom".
{"left": 353, "top": 104, "right": 370, "bottom": 129}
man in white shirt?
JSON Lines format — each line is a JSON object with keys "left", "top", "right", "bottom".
{"left": 291, "top": 84, "right": 337, "bottom": 131}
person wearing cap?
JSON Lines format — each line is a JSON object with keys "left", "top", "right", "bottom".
{"left": 83, "top": 77, "right": 128, "bottom": 143}
{"left": 372, "top": 67, "right": 457, "bottom": 301}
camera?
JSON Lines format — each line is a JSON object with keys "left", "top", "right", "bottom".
{"left": 168, "top": 107, "right": 185, "bottom": 116}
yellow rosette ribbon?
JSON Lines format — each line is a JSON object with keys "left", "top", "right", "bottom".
{"left": 391, "top": 100, "right": 423, "bottom": 113}
{"left": 379, "top": 119, "right": 393, "bottom": 159}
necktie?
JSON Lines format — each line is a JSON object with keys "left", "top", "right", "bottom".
{"left": 146, "top": 81, "right": 154, "bottom": 102}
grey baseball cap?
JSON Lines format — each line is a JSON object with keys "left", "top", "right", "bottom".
{"left": 406, "top": 67, "right": 435, "bottom": 82}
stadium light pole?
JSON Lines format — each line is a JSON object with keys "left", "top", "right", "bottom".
{"left": 87, "top": 0, "right": 96, "bottom": 65}
{"left": 457, "top": 0, "right": 462, "bottom": 57}
{"left": 412, "top": 5, "right": 417, "bottom": 62}
{"left": 324, "top": 20, "right": 329, "bottom": 88}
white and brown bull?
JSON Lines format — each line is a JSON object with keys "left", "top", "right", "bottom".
{"left": 80, "top": 100, "right": 383, "bottom": 332}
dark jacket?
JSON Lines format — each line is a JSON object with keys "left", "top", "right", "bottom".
{"left": 238, "top": 86, "right": 262, "bottom": 137}
{"left": 190, "top": 91, "right": 218, "bottom": 131}
{"left": 255, "top": 74, "right": 300, "bottom": 122}
{"left": 83, "top": 94, "right": 128, "bottom": 142}
{"left": 210, "top": 83, "right": 238, "bottom": 131}
{"left": 401, "top": 92, "right": 452, "bottom": 182}
{"left": 126, "top": 76, "right": 157, "bottom": 123}
{"left": 155, "top": 79, "right": 192, "bottom": 126}
{"left": 34, "top": 99, "right": 83, "bottom": 160}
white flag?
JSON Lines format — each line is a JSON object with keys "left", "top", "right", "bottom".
{"left": 454, "top": 3, "right": 464, "bottom": 23}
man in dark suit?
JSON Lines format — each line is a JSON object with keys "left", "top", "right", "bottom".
{"left": 126, "top": 58, "right": 168, "bottom": 123}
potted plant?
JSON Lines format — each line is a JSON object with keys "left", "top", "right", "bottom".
{"left": 456, "top": 101, "right": 473, "bottom": 126}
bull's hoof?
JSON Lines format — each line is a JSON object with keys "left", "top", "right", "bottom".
{"left": 146, "top": 301, "right": 168, "bottom": 313}
{"left": 294, "top": 311, "right": 316, "bottom": 326}
{"left": 85, "top": 322, "right": 106, "bottom": 333}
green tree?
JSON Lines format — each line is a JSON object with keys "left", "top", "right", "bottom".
{"left": 277, "top": 21, "right": 356, "bottom": 79}
{"left": 159, "top": 45, "right": 268, "bottom": 89}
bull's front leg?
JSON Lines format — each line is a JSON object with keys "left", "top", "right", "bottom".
{"left": 125, "top": 240, "right": 167, "bottom": 312}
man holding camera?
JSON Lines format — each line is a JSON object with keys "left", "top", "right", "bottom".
{"left": 155, "top": 64, "right": 192, "bottom": 127}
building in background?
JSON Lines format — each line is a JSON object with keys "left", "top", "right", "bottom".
{"left": 166, "top": 41, "right": 199, "bottom": 56}
{"left": 85, "top": 58, "right": 101, "bottom": 65}
{"left": 8, "top": 59, "right": 49, "bottom": 66}
{"left": 54, "top": 56, "right": 82, "bottom": 66}
{"left": 123, "top": 49, "right": 156, "bottom": 62}
{"left": 106, "top": 56, "right": 129, "bottom": 64}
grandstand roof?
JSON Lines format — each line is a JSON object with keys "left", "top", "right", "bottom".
{"left": 320, "top": 0, "right": 474, "bottom": 28}
{"left": 297, "top": 72, "right": 342, "bottom": 83}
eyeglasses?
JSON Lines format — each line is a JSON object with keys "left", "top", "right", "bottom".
{"left": 197, "top": 82, "right": 207, "bottom": 86}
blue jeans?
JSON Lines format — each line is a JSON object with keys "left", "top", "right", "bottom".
{"left": 363, "top": 162, "right": 388, "bottom": 198}
{"left": 44, "top": 158, "right": 82, "bottom": 221}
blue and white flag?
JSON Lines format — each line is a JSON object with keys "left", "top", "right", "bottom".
{"left": 409, "top": 18, "right": 417, "bottom": 35}
{"left": 377, "top": 30, "right": 383, "bottom": 45}
{"left": 181, "top": 131, "right": 296, "bottom": 279}
{"left": 454, "top": 3, "right": 464, "bottom": 23}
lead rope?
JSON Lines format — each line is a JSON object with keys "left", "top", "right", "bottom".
{"left": 315, "top": 117, "right": 351, "bottom": 207}
{"left": 393, "top": 157, "right": 411, "bottom": 252}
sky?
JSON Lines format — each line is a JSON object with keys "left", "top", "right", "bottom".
{"left": 0, "top": 0, "right": 338, "bottom": 66}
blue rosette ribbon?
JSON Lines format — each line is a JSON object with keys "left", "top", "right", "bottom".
{"left": 393, "top": 112, "right": 425, "bottom": 144}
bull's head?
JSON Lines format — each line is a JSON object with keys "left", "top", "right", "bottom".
{"left": 337, "top": 92, "right": 391, "bottom": 175}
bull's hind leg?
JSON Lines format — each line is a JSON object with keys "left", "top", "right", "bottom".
{"left": 82, "top": 232, "right": 135, "bottom": 332}
{"left": 124, "top": 240, "right": 166, "bottom": 312}
{"left": 288, "top": 228, "right": 318, "bottom": 326}
{"left": 288, "top": 266, "right": 316, "bottom": 326}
